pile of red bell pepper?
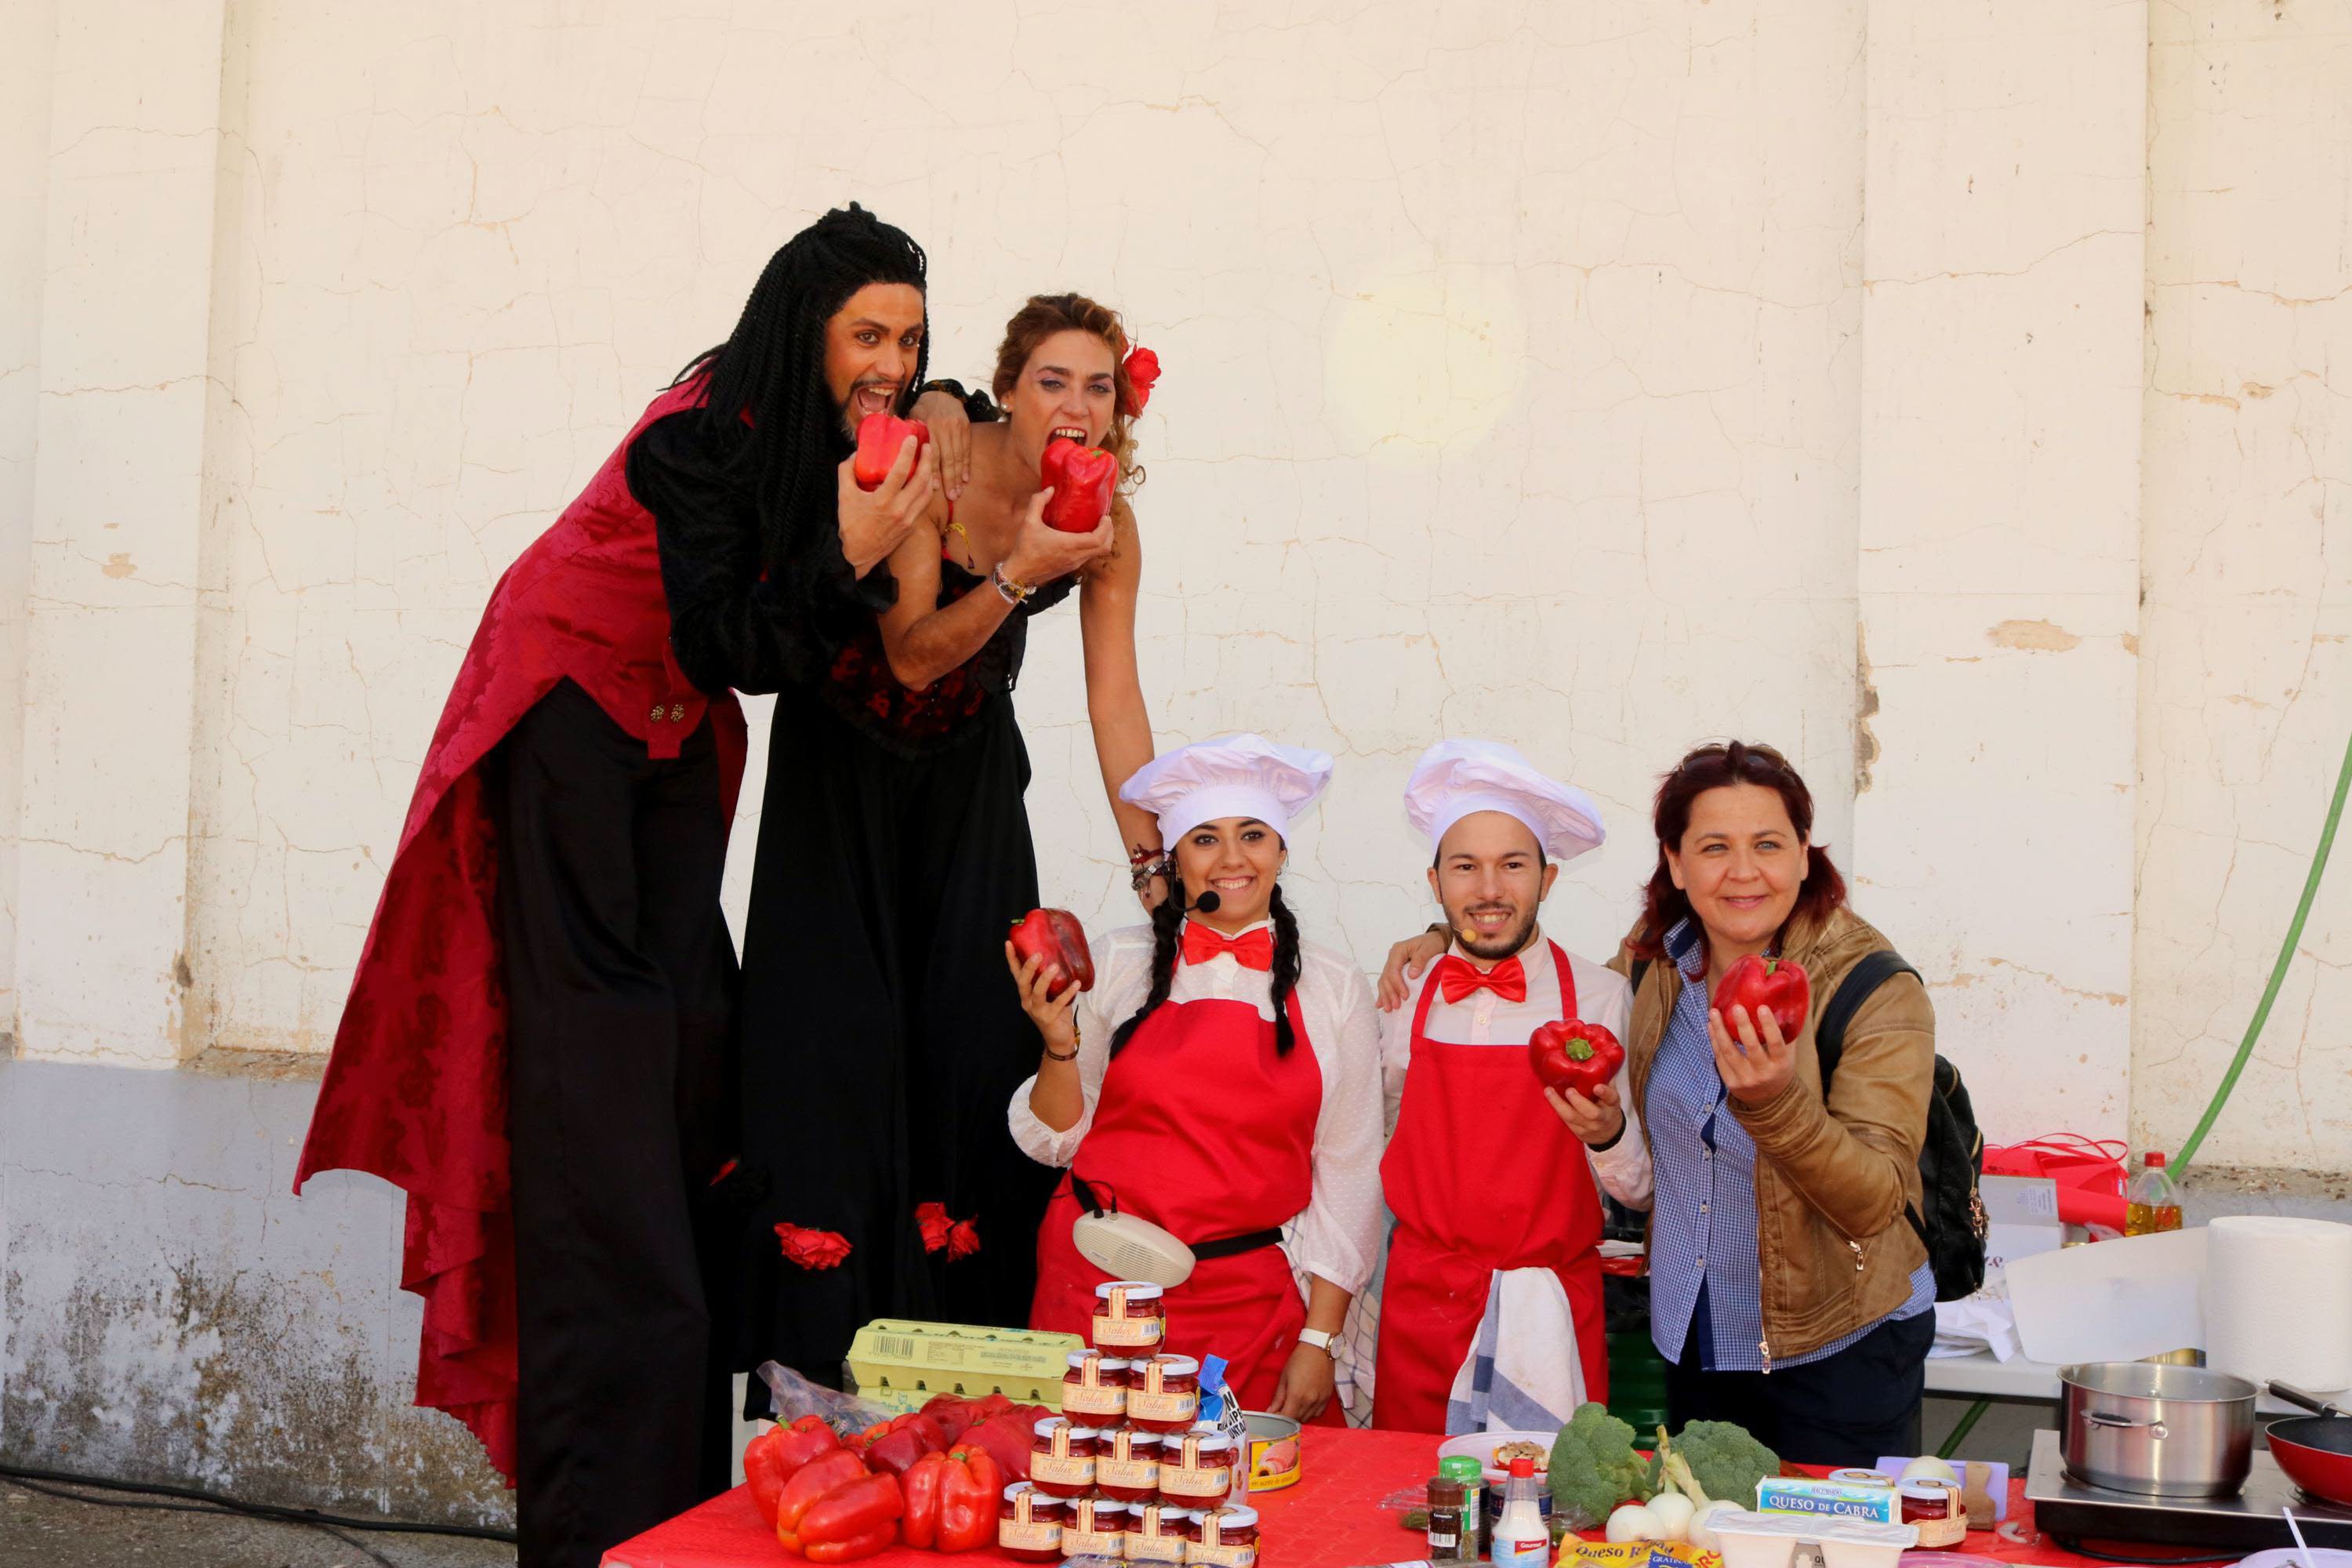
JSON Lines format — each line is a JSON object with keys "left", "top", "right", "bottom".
{"left": 742, "top": 1396, "right": 1054, "bottom": 1562}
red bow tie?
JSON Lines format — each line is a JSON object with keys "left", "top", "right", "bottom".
{"left": 1182, "top": 923, "right": 1273, "bottom": 971}
{"left": 1435, "top": 953, "right": 1527, "bottom": 1004}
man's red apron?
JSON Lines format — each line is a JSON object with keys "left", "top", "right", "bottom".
{"left": 1031, "top": 988, "right": 1337, "bottom": 1418}
{"left": 1373, "top": 941, "right": 1608, "bottom": 1432}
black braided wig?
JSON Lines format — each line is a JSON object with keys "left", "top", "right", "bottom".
{"left": 672, "top": 202, "right": 930, "bottom": 572}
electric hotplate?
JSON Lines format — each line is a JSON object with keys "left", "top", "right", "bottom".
{"left": 2025, "top": 1429, "right": 2352, "bottom": 1556}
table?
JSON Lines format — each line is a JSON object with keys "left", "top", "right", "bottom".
{"left": 602, "top": 1425, "right": 2118, "bottom": 1568}
{"left": 1923, "top": 1352, "right": 2062, "bottom": 1402}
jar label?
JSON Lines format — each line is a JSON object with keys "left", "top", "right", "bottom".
{"left": 1128, "top": 1388, "right": 1198, "bottom": 1423}
{"left": 1092, "top": 1312, "right": 1164, "bottom": 1347}
{"left": 1129, "top": 1537, "right": 1187, "bottom": 1563}
{"left": 1098, "top": 1457, "right": 1160, "bottom": 1490}
{"left": 1161, "top": 1468, "right": 1229, "bottom": 1499}
{"left": 1030, "top": 1454, "right": 1096, "bottom": 1488}
{"left": 1064, "top": 1529, "right": 1125, "bottom": 1556}
{"left": 1187, "top": 1544, "right": 1257, "bottom": 1568}
{"left": 1062, "top": 1385, "right": 1126, "bottom": 1417}
{"left": 1000, "top": 1521, "right": 1061, "bottom": 1552}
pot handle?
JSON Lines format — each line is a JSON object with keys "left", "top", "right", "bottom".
{"left": 2269, "top": 1382, "right": 2352, "bottom": 1420}
{"left": 2083, "top": 1411, "right": 2169, "bottom": 1437}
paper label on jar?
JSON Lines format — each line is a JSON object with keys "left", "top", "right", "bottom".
{"left": 1064, "top": 1530, "right": 1125, "bottom": 1556}
{"left": 1062, "top": 1385, "right": 1126, "bottom": 1417}
{"left": 1098, "top": 1457, "right": 1159, "bottom": 1491}
{"left": 1029, "top": 1454, "right": 1096, "bottom": 1488}
{"left": 1092, "top": 1312, "right": 1164, "bottom": 1347}
{"left": 1000, "top": 1521, "right": 1062, "bottom": 1552}
{"left": 1127, "top": 1388, "right": 1197, "bottom": 1423}
{"left": 1128, "top": 1537, "right": 1187, "bottom": 1563}
{"left": 1186, "top": 1544, "right": 1256, "bottom": 1568}
{"left": 1160, "top": 1467, "right": 1228, "bottom": 1500}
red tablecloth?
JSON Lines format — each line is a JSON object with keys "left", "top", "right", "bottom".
{"left": 602, "top": 1426, "right": 2101, "bottom": 1568}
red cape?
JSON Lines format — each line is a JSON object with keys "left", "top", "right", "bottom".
{"left": 296, "top": 382, "right": 745, "bottom": 1482}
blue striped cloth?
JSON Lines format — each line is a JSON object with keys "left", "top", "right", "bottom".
{"left": 1645, "top": 920, "right": 1932, "bottom": 1371}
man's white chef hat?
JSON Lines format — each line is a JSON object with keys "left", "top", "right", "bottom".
{"left": 1120, "top": 734, "right": 1336, "bottom": 843}
{"left": 1403, "top": 739, "right": 1606, "bottom": 863}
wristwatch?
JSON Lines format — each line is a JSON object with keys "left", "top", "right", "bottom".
{"left": 1297, "top": 1328, "right": 1338, "bottom": 1359}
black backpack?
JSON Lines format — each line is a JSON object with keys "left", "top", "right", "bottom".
{"left": 1630, "top": 948, "right": 1989, "bottom": 1301}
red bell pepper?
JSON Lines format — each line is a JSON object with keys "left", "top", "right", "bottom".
{"left": 937, "top": 1446, "right": 1004, "bottom": 1552}
{"left": 779, "top": 1461, "right": 903, "bottom": 1563}
{"left": 1008, "top": 908, "right": 1094, "bottom": 998}
{"left": 861, "top": 1411, "right": 950, "bottom": 1476}
{"left": 775, "top": 1449, "right": 882, "bottom": 1552}
{"left": 957, "top": 1406, "right": 1047, "bottom": 1480}
{"left": 852, "top": 412, "right": 931, "bottom": 491}
{"left": 898, "top": 1451, "right": 949, "bottom": 1551}
{"left": 1528, "top": 1018, "right": 1625, "bottom": 1098}
{"left": 1039, "top": 439, "right": 1117, "bottom": 532}
{"left": 746, "top": 1414, "right": 844, "bottom": 1527}
{"left": 1712, "top": 953, "right": 1812, "bottom": 1037}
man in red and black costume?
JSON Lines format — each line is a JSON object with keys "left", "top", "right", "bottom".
{"left": 296, "top": 205, "right": 955, "bottom": 1567}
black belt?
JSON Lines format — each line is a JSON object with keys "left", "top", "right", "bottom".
{"left": 1070, "top": 1174, "right": 1283, "bottom": 1262}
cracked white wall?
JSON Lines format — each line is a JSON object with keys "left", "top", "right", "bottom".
{"left": 4, "top": 0, "right": 2347, "bottom": 1175}
{"left": 2135, "top": 0, "right": 2352, "bottom": 1171}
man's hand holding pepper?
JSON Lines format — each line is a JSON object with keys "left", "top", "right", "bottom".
{"left": 836, "top": 435, "right": 939, "bottom": 577}
{"left": 909, "top": 388, "right": 975, "bottom": 502}
{"left": 1548, "top": 1079, "right": 1626, "bottom": 1148}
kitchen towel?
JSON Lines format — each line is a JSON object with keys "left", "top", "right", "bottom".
{"left": 2204, "top": 1214, "right": 2352, "bottom": 1393}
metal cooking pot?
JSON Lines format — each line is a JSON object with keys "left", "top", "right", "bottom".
{"left": 2060, "top": 1361, "right": 2257, "bottom": 1497}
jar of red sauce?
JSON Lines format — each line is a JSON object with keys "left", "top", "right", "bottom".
{"left": 1125, "top": 1354, "right": 1201, "bottom": 1433}
{"left": 1092, "top": 1281, "right": 1168, "bottom": 1349}
{"left": 1062, "top": 1350, "right": 1132, "bottom": 1422}
{"left": 1186, "top": 1505, "right": 1260, "bottom": 1568}
{"left": 1029, "top": 1417, "right": 1103, "bottom": 1499}
{"left": 1000, "top": 1483, "right": 1067, "bottom": 1563}
{"left": 1900, "top": 1483, "right": 1965, "bottom": 1548}
{"left": 1157, "top": 1429, "right": 1236, "bottom": 1508}
{"left": 1060, "top": 1496, "right": 1131, "bottom": 1559}
{"left": 1126, "top": 1502, "right": 1198, "bottom": 1563}
{"left": 1097, "top": 1428, "right": 1164, "bottom": 1502}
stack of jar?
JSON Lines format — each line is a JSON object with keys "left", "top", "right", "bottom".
{"left": 999, "top": 1281, "right": 1261, "bottom": 1568}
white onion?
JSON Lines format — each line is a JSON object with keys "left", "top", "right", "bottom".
{"left": 1606, "top": 1503, "right": 1668, "bottom": 1543}
{"left": 1686, "top": 1500, "right": 1740, "bottom": 1551}
{"left": 1646, "top": 1491, "right": 1697, "bottom": 1541}
{"left": 1900, "top": 1456, "right": 1958, "bottom": 1485}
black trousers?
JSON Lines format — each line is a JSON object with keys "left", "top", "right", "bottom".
{"left": 1665, "top": 1285, "right": 1934, "bottom": 1467}
{"left": 496, "top": 679, "right": 741, "bottom": 1568}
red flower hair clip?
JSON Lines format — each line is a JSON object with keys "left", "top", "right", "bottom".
{"left": 1120, "top": 346, "right": 1161, "bottom": 417}
{"left": 948, "top": 1218, "right": 982, "bottom": 1261}
{"left": 775, "top": 1222, "right": 852, "bottom": 1271}
{"left": 914, "top": 1201, "right": 953, "bottom": 1254}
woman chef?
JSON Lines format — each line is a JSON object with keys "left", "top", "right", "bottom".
{"left": 1006, "top": 735, "right": 1384, "bottom": 1422}
{"left": 1366, "top": 740, "right": 1652, "bottom": 1434}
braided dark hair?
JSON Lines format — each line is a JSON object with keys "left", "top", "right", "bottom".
{"left": 671, "top": 202, "right": 929, "bottom": 572}
{"left": 1109, "top": 876, "right": 1305, "bottom": 1060}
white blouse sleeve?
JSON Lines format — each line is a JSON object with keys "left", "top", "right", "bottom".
{"left": 1577, "top": 961, "right": 1653, "bottom": 1210}
{"left": 1007, "top": 927, "right": 1152, "bottom": 1168}
{"left": 1378, "top": 989, "right": 1414, "bottom": 1139}
{"left": 1287, "top": 949, "right": 1388, "bottom": 1298}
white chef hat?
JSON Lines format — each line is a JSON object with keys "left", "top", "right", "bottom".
{"left": 1120, "top": 734, "right": 1336, "bottom": 843}
{"left": 1403, "top": 739, "right": 1606, "bottom": 863}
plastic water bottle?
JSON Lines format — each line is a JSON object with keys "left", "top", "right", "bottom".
{"left": 2125, "top": 1150, "right": 2183, "bottom": 1236}
{"left": 1490, "top": 1457, "right": 1549, "bottom": 1568}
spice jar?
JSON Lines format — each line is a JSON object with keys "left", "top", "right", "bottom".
{"left": 1126, "top": 1501, "right": 1197, "bottom": 1563}
{"left": 1900, "top": 1482, "right": 1965, "bottom": 1548}
{"left": 1098, "top": 1428, "right": 1164, "bottom": 1502}
{"left": 1000, "top": 1483, "right": 1068, "bottom": 1563}
{"left": 1158, "top": 1429, "right": 1236, "bottom": 1508}
{"left": 1437, "top": 1456, "right": 1484, "bottom": 1553}
{"left": 1125, "top": 1354, "right": 1202, "bottom": 1433}
{"left": 1092, "top": 1281, "right": 1168, "bottom": 1348}
{"left": 1061, "top": 1496, "right": 1131, "bottom": 1559}
{"left": 1029, "top": 1417, "right": 1103, "bottom": 1499}
{"left": 1425, "top": 1476, "right": 1468, "bottom": 1563}
{"left": 1062, "top": 1350, "right": 1132, "bottom": 1422}
{"left": 1186, "top": 1504, "right": 1260, "bottom": 1568}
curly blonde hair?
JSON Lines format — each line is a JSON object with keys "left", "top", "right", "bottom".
{"left": 991, "top": 292, "right": 1146, "bottom": 497}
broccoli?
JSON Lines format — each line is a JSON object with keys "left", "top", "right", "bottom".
{"left": 1546, "top": 1402, "right": 1648, "bottom": 1526}
{"left": 1656, "top": 1420, "right": 1779, "bottom": 1509}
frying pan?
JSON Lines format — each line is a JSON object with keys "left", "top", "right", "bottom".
{"left": 2266, "top": 1382, "right": 2352, "bottom": 1508}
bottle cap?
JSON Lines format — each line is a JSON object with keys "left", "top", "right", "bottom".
{"left": 1439, "top": 1456, "right": 1483, "bottom": 1483}
{"left": 2145, "top": 1150, "right": 2168, "bottom": 1167}
{"left": 1508, "top": 1457, "right": 1535, "bottom": 1478}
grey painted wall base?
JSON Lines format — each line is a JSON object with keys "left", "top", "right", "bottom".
{"left": 1, "top": 1056, "right": 514, "bottom": 1527}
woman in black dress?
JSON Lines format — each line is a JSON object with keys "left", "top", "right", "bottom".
{"left": 736, "top": 293, "right": 1163, "bottom": 1385}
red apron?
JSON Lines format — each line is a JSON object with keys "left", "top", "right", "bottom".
{"left": 1373, "top": 941, "right": 1608, "bottom": 1432}
{"left": 1031, "top": 986, "right": 1337, "bottom": 1418}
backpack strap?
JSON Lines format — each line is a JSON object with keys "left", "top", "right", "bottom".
{"left": 1629, "top": 956, "right": 1652, "bottom": 994}
{"left": 1813, "top": 949, "right": 1921, "bottom": 1094}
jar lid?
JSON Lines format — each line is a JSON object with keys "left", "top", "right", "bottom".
{"left": 1067, "top": 1351, "right": 1133, "bottom": 1370}
{"left": 1900, "top": 1483, "right": 1956, "bottom": 1504}
{"left": 1175, "top": 1432, "right": 1235, "bottom": 1455}
{"left": 1438, "top": 1456, "right": 1484, "bottom": 1483}
{"left": 1033, "top": 1416, "right": 1105, "bottom": 1439}
{"left": 1003, "top": 1481, "right": 1054, "bottom": 1502}
{"left": 1094, "top": 1281, "right": 1164, "bottom": 1301}
{"left": 1199, "top": 1505, "right": 1260, "bottom": 1530}
{"left": 1073, "top": 1500, "right": 1131, "bottom": 1522}
{"left": 1108, "top": 1428, "right": 1163, "bottom": 1448}
{"left": 1137, "top": 1353, "right": 1200, "bottom": 1376}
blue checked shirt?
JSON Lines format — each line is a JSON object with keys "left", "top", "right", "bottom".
{"left": 1645, "top": 920, "right": 1933, "bottom": 1372}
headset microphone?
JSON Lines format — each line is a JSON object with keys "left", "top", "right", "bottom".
{"left": 1191, "top": 889, "right": 1223, "bottom": 914}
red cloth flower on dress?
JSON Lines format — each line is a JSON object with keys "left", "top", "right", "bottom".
{"left": 914, "top": 1201, "right": 953, "bottom": 1254}
{"left": 1120, "top": 347, "right": 1161, "bottom": 417}
{"left": 947, "top": 1218, "right": 982, "bottom": 1261}
{"left": 775, "top": 1222, "right": 852, "bottom": 1271}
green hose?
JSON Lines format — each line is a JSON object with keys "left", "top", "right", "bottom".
{"left": 2171, "top": 726, "right": 2352, "bottom": 1175}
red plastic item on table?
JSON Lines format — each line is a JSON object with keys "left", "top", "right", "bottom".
{"left": 1713, "top": 953, "right": 1812, "bottom": 1036}
{"left": 1040, "top": 439, "right": 1117, "bottom": 532}
{"left": 852, "top": 412, "right": 930, "bottom": 492}
{"left": 1528, "top": 1019, "right": 1625, "bottom": 1097}
{"left": 1010, "top": 909, "right": 1094, "bottom": 999}
{"left": 996, "top": 1483, "right": 1065, "bottom": 1563}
